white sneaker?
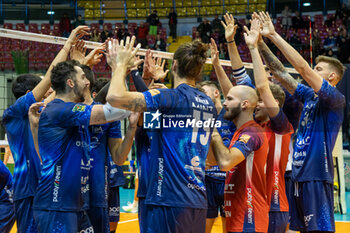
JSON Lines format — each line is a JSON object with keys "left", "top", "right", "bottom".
{"left": 122, "top": 202, "right": 138, "bottom": 213}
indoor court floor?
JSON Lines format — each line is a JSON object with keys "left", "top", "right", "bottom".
{"left": 9, "top": 188, "right": 350, "bottom": 232}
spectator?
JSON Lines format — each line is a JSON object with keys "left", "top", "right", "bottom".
{"left": 100, "top": 24, "right": 113, "bottom": 42}
{"left": 345, "top": 15, "right": 350, "bottom": 33}
{"left": 73, "top": 14, "right": 85, "bottom": 28}
{"left": 168, "top": 8, "right": 178, "bottom": 42}
{"left": 292, "top": 11, "right": 305, "bottom": 29}
{"left": 337, "top": 32, "right": 350, "bottom": 63}
{"left": 136, "top": 22, "right": 149, "bottom": 48}
{"left": 193, "top": 31, "right": 202, "bottom": 42}
{"left": 116, "top": 24, "right": 130, "bottom": 41}
{"left": 154, "top": 34, "right": 167, "bottom": 51}
{"left": 197, "top": 18, "right": 212, "bottom": 43}
{"left": 211, "top": 14, "right": 224, "bottom": 36}
{"left": 288, "top": 31, "right": 302, "bottom": 50}
{"left": 323, "top": 30, "right": 337, "bottom": 51}
{"left": 147, "top": 10, "right": 160, "bottom": 36}
{"left": 59, "top": 13, "right": 72, "bottom": 37}
{"left": 326, "top": 49, "right": 337, "bottom": 58}
{"left": 337, "top": 28, "right": 349, "bottom": 48}
{"left": 335, "top": 3, "right": 350, "bottom": 21}
{"left": 90, "top": 28, "right": 100, "bottom": 42}
{"left": 281, "top": 5, "right": 292, "bottom": 29}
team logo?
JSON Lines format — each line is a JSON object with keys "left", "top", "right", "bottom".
{"left": 143, "top": 110, "right": 161, "bottom": 129}
{"left": 238, "top": 134, "right": 251, "bottom": 144}
{"left": 72, "top": 104, "right": 86, "bottom": 112}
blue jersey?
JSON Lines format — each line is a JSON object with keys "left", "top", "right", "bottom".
{"left": 142, "top": 84, "right": 217, "bottom": 209}
{"left": 2, "top": 92, "right": 41, "bottom": 201}
{"left": 0, "top": 160, "right": 13, "bottom": 204}
{"left": 135, "top": 127, "right": 152, "bottom": 198}
{"left": 205, "top": 108, "right": 236, "bottom": 182}
{"left": 88, "top": 101, "right": 122, "bottom": 208}
{"left": 34, "top": 99, "right": 93, "bottom": 211}
{"left": 108, "top": 160, "right": 125, "bottom": 188}
{"left": 292, "top": 80, "right": 345, "bottom": 182}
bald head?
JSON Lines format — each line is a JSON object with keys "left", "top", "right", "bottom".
{"left": 229, "top": 85, "right": 258, "bottom": 108}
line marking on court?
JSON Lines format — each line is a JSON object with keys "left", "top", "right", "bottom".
{"left": 119, "top": 218, "right": 139, "bottom": 224}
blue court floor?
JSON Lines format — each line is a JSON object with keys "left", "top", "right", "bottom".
{"left": 120, "top": 187, "right": 350, "bottom": 221}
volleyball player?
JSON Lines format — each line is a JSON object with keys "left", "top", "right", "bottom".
{"left": 244, "top": 18, "right": 294, "bottom": 232}
{"left": 198, "top": 80, "right": 236, "bottom": 233}
{"left": 2, "top": 25, "right": 89, "bottom": 233}
{"left": 0, "top": 160, "right": 15, "bottom": 233}
{"left": 106, "top": 37, "right": 217, "bottom": 232}
{"left": 32, "top": 59, "right": 134, "bottom": 233}
{"left": 258, "top": 12, "right": 345, "bottom": 232}
{"left": 211, "top": 83, "right": 269, "bottom": 233}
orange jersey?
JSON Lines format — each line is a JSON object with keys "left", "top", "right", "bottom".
{"left": 225, "top": 120, "right": 269, "bottom": 233}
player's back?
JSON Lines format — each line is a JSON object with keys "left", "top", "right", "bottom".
{"left": 2, "top": 92, "right": 41, "bottom": 201}
{"left": 143, "top": 84, "right": 217, "bottom": 209}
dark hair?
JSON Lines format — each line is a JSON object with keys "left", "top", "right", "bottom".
{"left": 92, "top": 78, "right": 109, "bottom": 94}
{"left": 198, "top": 80, "right": 222, "bottom": 93}
{"left": 12, "top": 74, "right": 41, "bottom": 99}
{"left": 51, "top": 60, "right": 80, "bottom": 94}
{"left": 80, "top": 65, "right": 95, "bottom": 92}
{"left": 173, "top": 40, "right": 208, "bottom": 80}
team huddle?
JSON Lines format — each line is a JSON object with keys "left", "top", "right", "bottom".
{"left": 0, "top": 11, "right": 345, "bottom": 233}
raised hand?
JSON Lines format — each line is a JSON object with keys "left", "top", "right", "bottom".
{"left": 148, "top": 80, "right": 168, "bottom": 89}
{"left": 146, "top": 55, "right": 169, "bottom": 81}
{"left": 105, "top": 38, "right": 119, "bottom": 69}
{"left": 221, "top": 13, "right": 238, "bottom": 41}
{"left": 70, "top": 40, "right": 86, "bottom": 63}
{"left": 257, "top": 12, "right": 276, "bottom": 38}
{"left": 83, "top": 43, "right": 105, "bottom": 67}
{"left": 142, "top": 49, "right": 154, "bottom": 79}
{"left": 115, "top": 36, "right": 141, "bottom": 69}
{"left": 210, "top": 38, "right": 220, "bottom": 66}
{"left": 243, "top": 18, "right": 261, "bottom": 48}
{"left": 68, "top": 25, "right": 90, "bottom": 45}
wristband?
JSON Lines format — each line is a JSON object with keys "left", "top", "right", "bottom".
{"left": 227, "top": 40, "right": 234, "bottom": 44}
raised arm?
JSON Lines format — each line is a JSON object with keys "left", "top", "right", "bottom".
{"left": 221, "top": 13, "right": 244, "bottom": 70}
{"left": 258, "top": 12, "right": 323, "bottom": 92}
{"left": 245, "top": 18, "right": 280, "bottom": 118}
{"left": 28, "top": 102, "right": 46, "bottom": 163}
{"left": 109, "top": 112, "right": 139, "bottom": 165}
{"left": 106, "top": 37, "right": 147, "bottom": 112}
{"left": 210, "top": 38, "right": 233, "bottom": 97}
{"left": 32, "top": 26, "right": 90, "bottom": 101}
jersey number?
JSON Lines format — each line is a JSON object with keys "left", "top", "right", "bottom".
{"left": 191, "top": 110, "right": 213, "bottom": 146}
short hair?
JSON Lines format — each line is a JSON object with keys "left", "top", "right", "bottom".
{"left": 315, "top": 55, "right": 345, "bottom": 81}
{"left": 12, "top": 74, "right": 41, "bottom": 99}
{"left": 51, "top": 60, "right": 80, "bottom": 94}
{"left": 256, "top": 83, "right": 286, "bottom": 108}
{"left": 173, "top": 40, "right": 208, "bottom": 80}
{"left": 80, "top": 65, "right": 95, "bottom": 92}
{"left": 92, "top": 78, "right": 109, "bottom": 94}
{"left": 198, "top": 80, "right": 222, "bottom": 93}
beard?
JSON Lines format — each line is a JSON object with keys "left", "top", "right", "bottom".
{"left": 73, "top": 84, "right": 85, "bottom": 103}
{"left": 224, "top": 104, "right": 241, "bottom": 121}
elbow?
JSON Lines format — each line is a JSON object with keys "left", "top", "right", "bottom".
{"left": 218, "top": 160, "right": 233, "bottom": 172}
{"left": 106, "top": 94, "right": 120, "bottom": 106}
{"left": 255, "top": 83, "right": 269, "bottom": 91}
{"left": 112, "top": 156, "right": 125, "bottom": 166}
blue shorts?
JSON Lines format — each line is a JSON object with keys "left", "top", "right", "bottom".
{"left": 284, "top": 171, "right": 293, "bottom": 219}
{"left": 33, "top": 210, "right": 93, "bottom": 233}
{"left": 289, "top": 181, "right": 335, "bottom": 232}
{"left": 267, "top": 211, "right": 289, "bottom": 233}
{"left": 108, "top": 186, "right": 120, "bottom": 222}
{"left": 138, "top": 198, "right": 147, "bottom": 233}
{"left": 143, "top": 205, "right": 206, "bottom": 233}
{"left": 205, "top": 177, "right": 225, "bottom": 218}
{"left": 14, "top": 197, "right": 38, "bottom": 233}
{"left": 0, "top": 202, "right": 16, "bottom": 233}
{"left": 87, "top": 207, "right": 110, "bottom": 233}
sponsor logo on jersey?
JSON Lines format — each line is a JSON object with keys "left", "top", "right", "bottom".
{"left": 157, "top": 158, "right": 164, "bottom": 197}
{"left": 239, "top": 134, "right": 251, "bottom": 144}
{"left": 53, "top": 165, "right": 61, "bottom": 202}
{"left": 304, "top": 214, "right": 314, "bottom": 226}
{"left": 72, "top": 104, "right": 86, "bottom": 112}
